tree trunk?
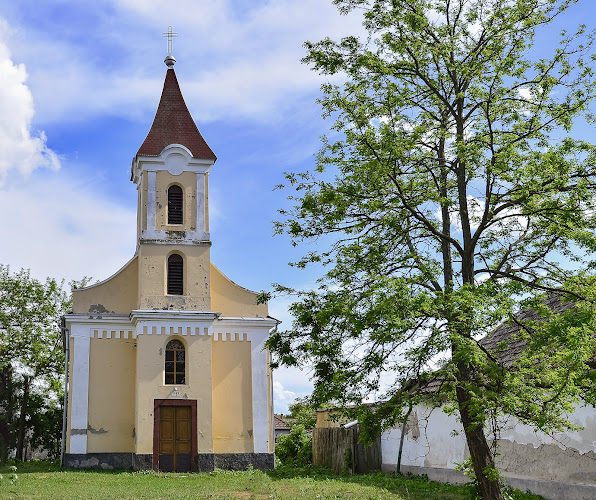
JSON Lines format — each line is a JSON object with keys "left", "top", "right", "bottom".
{"left": 0, "top": 366, "right": 14, "bottom": 462}
{"left": 456, "top": 361, "right": 504, "bottom": 500}
{"left": 16, "top": 376, "right": 30, "bottom": 461}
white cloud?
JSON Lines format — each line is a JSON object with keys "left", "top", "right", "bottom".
{"left": 272, "top": 370, "right": 313, "bottom": 414}
{"left": 0, "top": 174, "right": 136, "bottom": 285}
{"left": 519, "top": 88, "right": 532, "bottom": 100}
{"left": 0, "top": 24, "right": 60, "bottom": 185}
{"left": 5, "top": 1, "right": 365, "bottom": 125}
{"left": 273, "top": 380, "right": 296, "bottom": 405}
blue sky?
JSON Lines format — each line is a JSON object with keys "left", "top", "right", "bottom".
{"left": 0, "top": 0, "right": 594, "bottom": 413}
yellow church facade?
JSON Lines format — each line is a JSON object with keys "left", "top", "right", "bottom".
{"left": 63, "top": 54, "right": 276, "bottom": 472}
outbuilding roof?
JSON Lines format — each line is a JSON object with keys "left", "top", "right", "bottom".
{"left": 274, "top": 414, "right": 290, "bottom": 430}
{"left": 137, "top": 68, "right": 217, "bottom": 161}
{"left": 480, "top": 293, "right": 576, "bottom": 367}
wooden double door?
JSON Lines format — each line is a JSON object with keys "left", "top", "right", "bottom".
{"left": 154, "top": 400, "right": 197, "bottom": 472}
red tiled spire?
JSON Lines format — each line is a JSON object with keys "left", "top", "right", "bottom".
{"left": 137, "top": 69, "right": 217, "bottom": 161}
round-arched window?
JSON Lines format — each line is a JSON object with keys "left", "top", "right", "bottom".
{"left": 168, "top": 185, "right": 183, "bottom": 224}
{"left": 167, "top": 254, "right": 183, "bottom": 295}
{"left": 165, "top": 339, "right": 185, "bottom": 385}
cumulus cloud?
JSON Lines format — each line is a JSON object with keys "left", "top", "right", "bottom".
{"left": 6, "top": 0, "right": 365, "bottom": 125}
{"left": 0, "top": 26, "right": 60, "bottom": 185}
{"left": 273, "top": 381, "right": 296, "bottom": 407}
{"left": 0, "top": 174, "right": 136, "bottom": 284}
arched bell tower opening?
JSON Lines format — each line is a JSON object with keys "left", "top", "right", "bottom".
{"left": 167, "top": 185, "right": 183, "bottom": 225}
{"left": 167, "top": 253, "right": 183, "bottom": 295}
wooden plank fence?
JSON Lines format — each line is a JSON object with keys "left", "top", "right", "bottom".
{"left": 312, "top": 427, "right": 381, "bottom": 474}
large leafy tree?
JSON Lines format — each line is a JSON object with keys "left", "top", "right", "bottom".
{"left": 0, "top": 266, "right": 69, "bottom": 461}
{"left": 267, "top": 1, "right": 596, "bottom": 498}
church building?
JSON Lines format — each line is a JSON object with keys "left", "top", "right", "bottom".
{"left": 63, "top": 50, "right": 277, "bottom": 472}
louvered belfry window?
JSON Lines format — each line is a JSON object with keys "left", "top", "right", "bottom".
{"left": 167, "top": 254, "right": 183, "bottom": 295}
{"left": 165, "top": 339, "right": 185, "bottom": 385}
{"left": 168, "top": 185, "right": 183, "bottom": 224}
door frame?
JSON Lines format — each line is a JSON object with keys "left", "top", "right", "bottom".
{"left": 153, "top": 399, "right": 198, "bottom": 471}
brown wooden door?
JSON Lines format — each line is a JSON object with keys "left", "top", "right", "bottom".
{"left": 159, "top": 406, "right": 192, "bottom": 472}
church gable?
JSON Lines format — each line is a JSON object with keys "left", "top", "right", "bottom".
{"left": 72, "top": 256, "right": 139, "bottom": 314}
{"left": 210, "top": 263, "right": 269, "bottom": 318}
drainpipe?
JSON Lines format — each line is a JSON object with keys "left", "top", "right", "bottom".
{"left": 60, "top": 317, "right": 69, "bottom": 468}
{"left": 397, "top": 400, "right": 413, "bottom": 475}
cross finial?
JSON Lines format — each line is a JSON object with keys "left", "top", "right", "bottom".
{"left": 162, "top": 26, "right": 178, "bottom": 56}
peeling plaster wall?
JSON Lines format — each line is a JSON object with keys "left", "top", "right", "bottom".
{"left": 381, "top": 403, "right": 596, "bottom": 488}
{"left": 72, "top": 257, "right": 139, "bottom": 314}
{"left": 137, "top": 244, "right": 210, "bottom": 310}
{"left": 381, "top": 406, "right": 466, "bottom": 471}
{"left": 494, "top": 405, "right": 596, "bottom": 484}
{"left": 134, "top": 334, "right": 213, "bottom": 455}
{"left": 87, "top": 337, "right": 136, "bottom": 453}
{"left": 210, "top": 264, "right": 268, "bottom": 318}
{"left": 212, "top": 337, "right": 253, "bottom": 453}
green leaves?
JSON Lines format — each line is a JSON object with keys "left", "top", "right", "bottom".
{"left": 0, "top": 265, "right": 72, "bottom": 461}
{"left": 271, "top": 1, "right": 596, "bottom": 495}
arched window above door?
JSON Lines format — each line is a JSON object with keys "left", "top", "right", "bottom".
{"left": 165, "top": 339, "right": 185, "bottom": 385}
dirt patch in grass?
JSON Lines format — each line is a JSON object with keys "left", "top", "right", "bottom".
{"left": 229, "top": 493, "right": 269, "bottom": 499}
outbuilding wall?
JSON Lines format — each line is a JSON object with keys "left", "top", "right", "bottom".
{"left": 379, "top": 403, "right": 596, "bottom": 500}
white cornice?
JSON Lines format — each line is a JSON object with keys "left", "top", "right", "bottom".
{"left": 216, "top": 317, "right": 280, "bottom": 329}
{"left": 64, "top": 314, "right": 130, "bottom": 326}
{"left": 129, "top": 309, "right": 221, "bottom": 325}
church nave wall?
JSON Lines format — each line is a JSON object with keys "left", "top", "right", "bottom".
{"left": 212, "top": 338, "right": 253, "bottom": 453}
{"left": 87, "top": 337, "right": 136, "bottom": 453}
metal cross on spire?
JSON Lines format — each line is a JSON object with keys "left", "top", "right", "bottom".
{"left": 162, "top": 26, "right": 178, "bottom": 56}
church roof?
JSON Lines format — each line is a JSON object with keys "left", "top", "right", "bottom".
{"left": 137, "top": 68, "right": 217, "bottom": 161}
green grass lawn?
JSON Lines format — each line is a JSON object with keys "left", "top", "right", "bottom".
{"left": 0, "top": 462, "right": 543, "bottom": 500}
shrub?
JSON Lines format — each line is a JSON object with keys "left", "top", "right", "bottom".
{"left": 275, "top": 425, "right": 312, "bottom": 466}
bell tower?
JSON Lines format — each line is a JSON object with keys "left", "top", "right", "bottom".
{"left": 131, "top": 54, "right": 217, "bottom": 311}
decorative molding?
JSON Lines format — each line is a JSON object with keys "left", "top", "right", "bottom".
{"left": 130, "top": 310, "right": 220, "bottom": 337}
{"left": 138, "top": 234, "right": 211, "bottom": 245}
{"left": 131, "top": 145, "right": 214, "bottom": 185}
{"left": 92, "top": 330, "right": 135, "bottom": 340}
{"left": 212, "top": 332, "right": 248, "bottom": 342}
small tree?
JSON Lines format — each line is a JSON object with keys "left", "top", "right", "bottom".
{"left": 0, "top": 266, "right": 70, "bottom": 461}
{"left": 267, "top": 1, "right": 596, "bottom": 498}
